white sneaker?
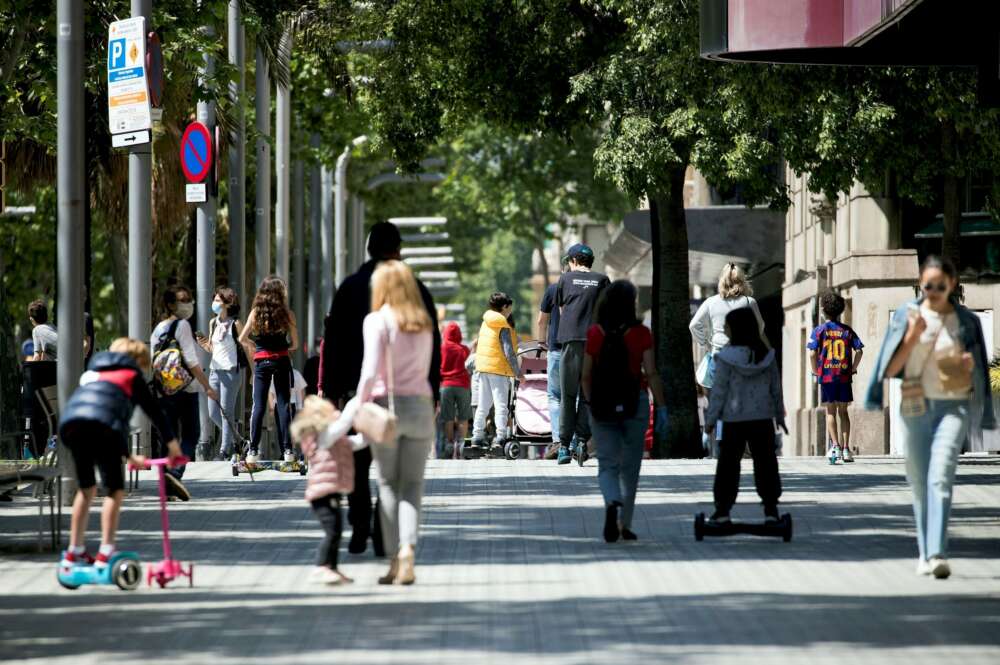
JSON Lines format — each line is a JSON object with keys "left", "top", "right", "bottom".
{"left": 283, "top": 449, "right": 296, "bottom": 463}
{"left": 916, "top": 559, "right": 931, "bottom": 576}
{"left": 928, "top": 557, "right": 951, "bottom": 579}
{"left": 246, "top": 450, "right": 260, "bottom": 464}
{"left": 843, "top": 447, "right": 855, "bottom": 463}
{"left": 835, "top": 446, "right": 844, "bottom": 463}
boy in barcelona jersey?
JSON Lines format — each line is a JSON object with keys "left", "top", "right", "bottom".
{"left": 808, "top": 292, "right": 864, "bottom": 463}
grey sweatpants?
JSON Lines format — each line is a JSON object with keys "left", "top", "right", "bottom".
{"left": 371, "top": 395, "right": 436, "bottom": 555}
{"left": 559, "top": 340, "right": 591, "bottom": 448}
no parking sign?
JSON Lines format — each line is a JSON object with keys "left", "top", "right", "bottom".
{"left": 180, "top": 122, "right": 212, "bottom": 202}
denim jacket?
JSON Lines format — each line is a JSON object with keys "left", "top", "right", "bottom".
{"left": 864, "top": 298, "right": 995, "bottom": 430}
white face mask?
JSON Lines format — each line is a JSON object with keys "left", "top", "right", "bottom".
{"left": 175, "top": 302, "right": 195, "bottom": 320}
{"left": 211, "top": 302, "right": 223, "bottom": 315}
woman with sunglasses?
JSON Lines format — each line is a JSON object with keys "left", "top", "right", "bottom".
{"left": 865, "top": 255, "right": 995, "bottom": 579}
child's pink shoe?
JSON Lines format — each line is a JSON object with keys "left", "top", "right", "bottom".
{"left": 94, "top": 550, "right": 115, "bottom": 568}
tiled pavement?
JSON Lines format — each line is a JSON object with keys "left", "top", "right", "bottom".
{"left": 2, "top": 455, "right": 999, "bottom": 664}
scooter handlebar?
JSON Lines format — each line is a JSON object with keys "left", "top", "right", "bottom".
{"left": 128, "top": 455, "right": 191, "bottom": 471}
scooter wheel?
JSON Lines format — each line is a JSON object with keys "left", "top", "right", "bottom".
{"left": 782, "top": 514, "right": 793, "bottom": 543}
{"left": 114, "top": 558, "right": 142, "bottom": 591}
{"left": 231, "top": 465, "right": 239, "bottom": 477}
{"left": 505, "top": 441, "right": 520, "bottom": 460}
{"left": 694, "top": 513, "right": 705, "bottom": 542}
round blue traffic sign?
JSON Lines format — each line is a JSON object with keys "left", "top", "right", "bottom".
{"left": 180, "top": 122, "right": 212, "bottom": 183}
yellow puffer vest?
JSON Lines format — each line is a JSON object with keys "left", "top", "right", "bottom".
{"left": 475, "top": 310, "right": 515, "bottom": 377}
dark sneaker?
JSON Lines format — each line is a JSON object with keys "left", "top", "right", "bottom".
{"left": 603, "top": 503, "right": 621, "bottom": 543}
{"left": 557, "top": 446, "right": 572, "bottom": 465}
{"left": 621, "top": 528, "right": 638, "bottom": 541}
{"left": 165, "top": 473, "right": 191, "bottom": 502}
{"left": 544, "top": 444, "right": 560, "bottom": 460}
{"left": 763, "top": 505, "right": 780, "bottom": 524}
{"left": 708, "top": 511, "right": 731, "bottom": 525}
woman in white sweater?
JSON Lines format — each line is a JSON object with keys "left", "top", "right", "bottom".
{"left": 689, "top": 263, "right": 767, "bottom": 388}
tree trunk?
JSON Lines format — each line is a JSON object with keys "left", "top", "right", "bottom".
{"left": 108, "top": 231, "right": 129, "bottom": 333}
{"left": 535, "top": 237, "right": 551, "bottom": 288}
{"left": 650, "top": 164, "right": 702, "bottom": 459}
{"left": 941, "top": 120, "right": 961, "bottom": 270}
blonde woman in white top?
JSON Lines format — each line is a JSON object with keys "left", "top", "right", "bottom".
{"left": 198, "top": 287, "right": 244, "bottom": 459}
{"left": 689, "top": 263, "right": 767, "bottom": 387}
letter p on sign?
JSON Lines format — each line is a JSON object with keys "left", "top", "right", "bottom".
{"left": 109, "top": 38, "right": 125, "bottom": 70}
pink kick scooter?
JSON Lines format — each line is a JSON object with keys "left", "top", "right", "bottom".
{"left": 129, "top": 456, "right": 194, "bottom": 588}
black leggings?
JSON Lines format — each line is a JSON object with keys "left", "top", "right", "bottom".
{"left": 249, "top": 356, "right": 292, "bottom": 451}
{"left": 311, "top": 494, "right": 343, "bottom": 569}
{"left": 713, "top": 419, "right": 782, "bottom": 512}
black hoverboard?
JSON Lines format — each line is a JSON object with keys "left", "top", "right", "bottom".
{"left": 694, "top": 512, "right": 793, "bottom": 542}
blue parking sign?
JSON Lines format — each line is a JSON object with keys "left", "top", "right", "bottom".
{"left": 108, "top": 38, "right": 126, "bottom": 70}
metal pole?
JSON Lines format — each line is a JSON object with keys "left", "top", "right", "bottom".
{"left": 292, "top": 156, "right": 305, "bottom": 364}
{"left": 308, "top": 134, "right": 322, "bottom": 351}
{"left": 334, "top": 147, "right": 350, "bottom": 286}
{"left": 275, "top": 29, "right": 292, "bottom": 283}
{"left": 129, "top": 0, "right": 153, "bottom": 457}
{"left": 56, "top": 0, "right": 85, "bottom": 500}
{"left": 320, "top": 165, "right": 334, "bottom": 319}
{"left": 228, "top": 1, "right": 245, "bottom": 309}
{"left": 254, "top": 46, "right": 271, "bottom": 288}
{"left": 196, "top": 17, "right": 217, "bottom": 459}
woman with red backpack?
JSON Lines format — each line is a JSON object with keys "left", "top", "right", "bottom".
{"left": 582, "top": 280, "right": 667, "bottom": 543}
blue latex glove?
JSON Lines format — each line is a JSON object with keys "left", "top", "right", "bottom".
{"left": 654, "top": 406, "right": 669, "bottom": 437}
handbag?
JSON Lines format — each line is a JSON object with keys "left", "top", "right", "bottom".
{"left": 353, "top": 319, "right": 399, "bottom": 445}
{"left": 900, "top": 323, "right": 943, "bottom": 419}
{"left": 696, "top": 352, "right": 715, "bottom": 389}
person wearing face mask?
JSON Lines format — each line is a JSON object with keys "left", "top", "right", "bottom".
{"left": 151, "top": 284, "right": 218, "bottom": 494}
{"left": 866, "top": 255, "right": 995, "bottom": 580}
{"left": 198, "top": 287, "right": 246, "bottom": 460}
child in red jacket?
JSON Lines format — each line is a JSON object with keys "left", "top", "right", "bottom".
{"left": 440, "top": 322, "right": 472, "bottom": 458}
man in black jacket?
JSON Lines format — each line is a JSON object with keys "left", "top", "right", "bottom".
{"left": 320, "top": 221, "right": 441, "bottom": 556}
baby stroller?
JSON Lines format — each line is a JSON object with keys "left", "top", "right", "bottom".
{"left": 501, "top": 344, "right": 553, "bottom": 460}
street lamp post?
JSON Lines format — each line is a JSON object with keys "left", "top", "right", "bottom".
{"left": 275, "top": 29, "right": 293, "bottom": 283}
{"left": 56, "top": 0, "right": 85, "bottom": 496}
{"left": 334, "top": 135, "right": 368, "bottom": 286}
{"left": 254, "top": 46, "right": 271, "bottom": 287}
{"left": 228, "top": 1, "right": 246, "bottom": 309}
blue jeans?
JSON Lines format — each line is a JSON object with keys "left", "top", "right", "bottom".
{"left": 208, "top": 368, "right": 242, "bottom": 455}
{"left": 900, "top": 399, "right": 970, "bottom": 560}
{"left": 250, "top": 356, "right": 292, "bottom": 452}
{"left": 590, "top": 392, "right": 649, "bottom": 529}
{"left": 547, "top": 349, "right": 562, "bottom": 445}
{"left": 157, "top": 390, "right": 200, "bottom": 479}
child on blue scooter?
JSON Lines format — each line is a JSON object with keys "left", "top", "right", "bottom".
{"left": 58, "top": 338, "right": 182, "bottom": 568}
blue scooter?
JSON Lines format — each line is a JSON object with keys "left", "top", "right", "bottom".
{"left": 57, "top": 550, "right": 143, "bottom": 591}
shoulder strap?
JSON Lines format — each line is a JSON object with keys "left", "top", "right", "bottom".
{"left": 383, "top": 313, "right": 395, "bottom": 415}
{"left": 167, "top": 318, "right": 181, "bottom": 341}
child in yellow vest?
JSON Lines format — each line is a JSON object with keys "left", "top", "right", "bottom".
{"left": 471, "top": 293, "right": 523, "bottom": 446}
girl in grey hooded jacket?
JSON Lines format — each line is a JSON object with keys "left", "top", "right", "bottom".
{"left": 704, "top": 308, "right": 786, "bottom": 524}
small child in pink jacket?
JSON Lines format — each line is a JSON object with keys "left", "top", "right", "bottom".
{"left": 291, "top": 396, "right": 360, "bottom": 586}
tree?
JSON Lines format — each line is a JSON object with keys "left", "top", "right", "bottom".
{"left": 433, "top": 123, "right": 630, "bottom": 287}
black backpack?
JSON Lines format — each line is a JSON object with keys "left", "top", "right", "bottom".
{"left": 589, "top": 324, "right": 641, "bottom": 422}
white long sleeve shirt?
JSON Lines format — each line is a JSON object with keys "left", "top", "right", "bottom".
{"left": 689, "top": 294, "right": 766, "bottom": 354}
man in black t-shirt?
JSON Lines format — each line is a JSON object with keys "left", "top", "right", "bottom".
{"left": 554, "top": 244, "right": 610, "bottom": 464}
{"left": 538, "top": 255, "right": 569, "bottom": 459}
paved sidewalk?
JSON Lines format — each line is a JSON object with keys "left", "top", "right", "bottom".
{"left": 2, "top": 456, "right": 999, "bottom": 664}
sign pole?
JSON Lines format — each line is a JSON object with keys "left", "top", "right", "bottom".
{"left": 254, "top": 46, "right": 271, "bottom": 288}
{"left": 128, "top": 0, "right": 153, "bottom": 457}
{"left": 292, "top": 153, "right": 305, "bottom": 366}
{"left": 57, "top": 0, "right": 85, "bottom": 506}
{"left": 196, "top": 15, "right": 217, "bottom": 460}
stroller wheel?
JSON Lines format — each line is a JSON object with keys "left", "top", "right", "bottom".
{"left": 505, "top": 441, "right": 520, "bottom": 460}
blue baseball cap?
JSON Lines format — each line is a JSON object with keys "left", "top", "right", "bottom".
{"left": 565, "top": 243, "right": 594, "bottom": 261}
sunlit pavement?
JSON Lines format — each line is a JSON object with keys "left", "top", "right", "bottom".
{"left": 2, "top": 455, "right": 999, "bottom": 664}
